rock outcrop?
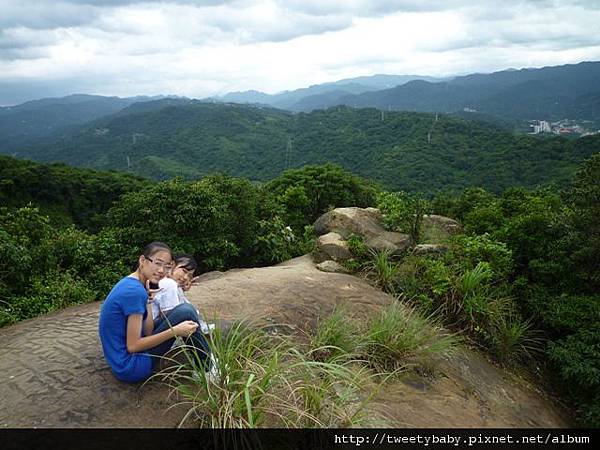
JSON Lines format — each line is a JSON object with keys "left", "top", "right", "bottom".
{"left": 412, "top": 243, "right": 449, "bottom": 256}
{"left": 313, "top": 207, "right": 411, "bottom": 259}
{"left": 0, "top": 255, "right": 570, "bottom": 428}
{"left": 315, "top": 260, "right": 350, "bottom": 274}
{"left": 313, "top": 232, "right": 353, "bottom": 263}
{"left": 422, "top": 214, "right": 462, "bottom": 235}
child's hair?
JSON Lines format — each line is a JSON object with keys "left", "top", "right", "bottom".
{"left": 173, "top": 253, "right": 198, "bottom": 273}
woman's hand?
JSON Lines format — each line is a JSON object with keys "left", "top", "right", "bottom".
{"left": 145, "top": 279, "right": 162, "bottom": 303}
{"left": 173, "top": 320, "right": 199, "bottom": 337}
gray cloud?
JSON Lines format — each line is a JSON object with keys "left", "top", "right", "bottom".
{"left": 1, "top": 0, "right": 599, "bottom": 105}
{"left": 0, "top": 1, "right": 100, "bottom": 30}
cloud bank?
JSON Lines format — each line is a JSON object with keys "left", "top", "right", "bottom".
{"left": 1, "top": 0, "right": 599, "bottom": 105}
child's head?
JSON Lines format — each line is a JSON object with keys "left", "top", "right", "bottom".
{"left": 170, "top": 253, "right": 198, "bottom": 286}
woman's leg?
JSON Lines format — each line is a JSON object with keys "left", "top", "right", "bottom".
{"left": 148, "top": 303, "right": 211, "bottom": 370}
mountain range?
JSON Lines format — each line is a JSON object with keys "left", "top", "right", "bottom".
{"left": 1, "top": 61, "right": 599, "bottom": 195}
{"left": 215, "top": 74, "right": 447, "bottom": 111}
{"left": 212, "top": 62, "right": 600, "bottom": 125}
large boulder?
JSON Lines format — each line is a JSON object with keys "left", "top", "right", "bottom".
{"left": 365, "top": 233, "right": 411, "bottom": 255}
{"left": 313, "top": 232, "right": 353, "bottom": 263}
{"left": 314, "top": 207, "right": 411, "bottom": 257}
{"left": 314, "top": 207, "right": 385, "bottom": 239}
{"left": 422, "top": 214, "right": 462, "bottom": 235}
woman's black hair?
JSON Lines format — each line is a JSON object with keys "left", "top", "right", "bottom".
{"left": 142, "top": 241, "right": 172, "bottom": 259}
{"left": 173, "top": 253, "right": 198, "bottom": 273}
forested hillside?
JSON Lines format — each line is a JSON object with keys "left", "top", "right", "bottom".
{"left": 0, "top": 156, "right": 150, "bottom": 230}
{"left": 8, "top": 103, "right": 599, "bottom": 195}
{"left": 0, "top": 94, "right": 166, "bottom": 149}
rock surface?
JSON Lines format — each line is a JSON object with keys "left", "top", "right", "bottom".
{"left": 315, "top": 260, "right": 350, "bottom": 274}
{"left": 422, "top": 214, "right": 462, "bottom": 235}
{"left": 314, "top": 207, "right": 386, "bottom": 239}
{"left": 314, "top": 207, "right": 411, "bottom": 259}
{"left": 412, "top": 243, "right": 449, "bottom": 255}
{"left": 313, "top": 232, "right": 353, "bottom": 263}
{"left": 0, "top": 256, "right": 570, "bottom": 428}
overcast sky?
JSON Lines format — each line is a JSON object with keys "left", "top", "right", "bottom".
{"left": 1, "top": 0, "right": 599, "bottom": 105}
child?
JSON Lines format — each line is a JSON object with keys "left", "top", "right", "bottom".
{"left": 152, "top": 254, "right": 214, "bottom": 335}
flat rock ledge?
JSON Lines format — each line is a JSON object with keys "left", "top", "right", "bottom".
{"left": 0, "top": 255, "right": 570, "bottom": 428}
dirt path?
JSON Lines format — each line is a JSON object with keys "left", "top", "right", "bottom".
{"left": 0, "top": 256, "right": 570, "bottom": 427}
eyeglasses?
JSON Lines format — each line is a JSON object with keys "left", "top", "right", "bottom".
{"left": 145, "top": 256, "right": 173, "bottom": 271}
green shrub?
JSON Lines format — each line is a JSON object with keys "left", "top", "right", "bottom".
{"left": 107, "top": 176, "right": 257, "bottom": 270}
{"left": 346, "top": 234, "right": 370, "bottom": 262}
{"left": 448, "top": 234, "right": 513, "bottom": 281}
{"left": 0, "top": 228, "right": 32, "bottom": 299}
{"left": 362, "top": 301, "right": 458, "bottom": 374}
{"left": 488, "top": 315, "right": 544, "bottom": 366}
{"left": 266, "top": 164, "right": 378, "bottom": 232}
{"left": 377, "top": 191, "right": 429, "bottom": 243}
{"left": 548, "top": 330, "right": 600, "bottom": 427}
{"left": 7, "top": 271, "right": 95, "bottom": 323}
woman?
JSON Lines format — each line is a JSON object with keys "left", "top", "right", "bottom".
{"left": 98, "top": 242, "right": 211, "bottom": 382}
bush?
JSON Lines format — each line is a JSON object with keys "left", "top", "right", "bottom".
{"left": 107, "top": 176, "right": 259, "bottom": 270}
{"left": 548, "top": 330, "right": 600, "bottom": 427}
{"left": 488, "top": 315, "right": 544, "bottom": 366}
{"left": 377, "top": 191, "right": 429, "bottom": 243}
{"left": 448, "top": 234, "right": 513, "bottom": 282}
{"left": 395, "top": 236, "right": 528, "bottom": 363}
{"left": 252, "top": 217, "right": 316, "bottom": 266}
{"left": 6, "top": 271, "right": 95, "bottom": 324}
{"left": 265, "top": 164, "right": 378, "bottom": 232}
{"left": 365, "top": 249, "right": 399, "bottom": 294}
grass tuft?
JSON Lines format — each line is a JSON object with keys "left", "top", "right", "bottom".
{"left": 362, "top": 301, "right": 459, "bottom": 374}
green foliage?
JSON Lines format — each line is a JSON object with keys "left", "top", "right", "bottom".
{"left": 396, "top": 236, "right": 529, "bottom": 363}
{"left": 377, "top": 191, "right": 430, "bottom": 243}
{"left": 365, "top": 250, "right": 399, "bottom": 294}
{"left": 449, "top": 234, "right": 513, "bottom": 281}
{"left": 3, "top": 271, "right": 95, "bottom": 326}
{"left": 106, "top": 176, "right": 256, "bottom": 270}
{"left": 363, "top": 301, "right": 458, "bottom": 374}
{"left": 548, "top": 330, "right": 600, "bottom": 427}
{"left": 310, "top": 307, "right": 362, "bottom": 363}
{"left": 489, "top": 315, "right": 543, "bottom": 366}
{"left": 265, "top": 164, "right": 378, "bottom": 232}
{"left": 252, "top": 216, "right": 304, "bottom": 265}
{"left": 346, "top": 234, "right": 370, "bottom": 263}
{"left": 430, "top": 158, "right": 600, "bottom": 425}
{"left": 0, "top": 206, "right": 134, "bottom": 325}
{"left": 12, "top": 104, "right": 599, "bottom": 195}
{"left": 562, "top": 153, "right": 600, "bottom": 292}
{"left": 0, "top": 156, "right": 150, "bottom": 231}
{"left": 159, "top": 320, "right": 375, "bottom": 427}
